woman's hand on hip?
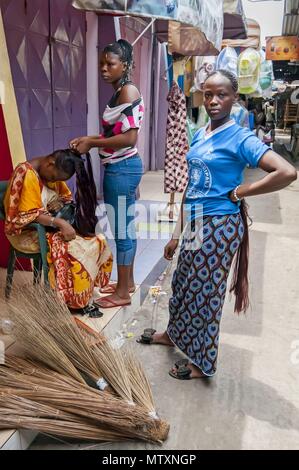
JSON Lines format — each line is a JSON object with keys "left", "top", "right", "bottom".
{"left": 164, "top": 239, "right": 179, "bottom": 260}
{"left": 69, "top": 136, "right": 91, "bottom": 154}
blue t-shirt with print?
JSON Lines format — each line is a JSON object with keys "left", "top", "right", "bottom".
{"left": 185, "top": 121, "right": 270, "bottom": 219}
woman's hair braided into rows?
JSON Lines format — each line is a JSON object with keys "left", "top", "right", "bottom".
{"left": 103, "top": 39, "right": 134, "bottom": 84}
{"left": 53, "top": 149, "right": 98, "bottom": 237}
{"left": 204, "top": 69, "right": 239, "bottom": 93}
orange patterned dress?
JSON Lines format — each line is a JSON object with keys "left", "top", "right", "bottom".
{"left": 4, "top": 162, "right": 113, "bottom": 309}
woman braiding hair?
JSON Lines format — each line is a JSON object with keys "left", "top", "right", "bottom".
{"left": 137, "top": 68, "right": 297, "bottom": 381}
{"left": 70, "top": 38, "right": 144, "bottom": 309}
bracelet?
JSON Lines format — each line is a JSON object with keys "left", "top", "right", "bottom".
{"left": 50, "top": 216, "right": 56, "bottom": 228}
{"left": 233, "top": 185, "right": 242, "bottom": 202}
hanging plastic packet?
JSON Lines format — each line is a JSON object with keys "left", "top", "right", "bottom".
{"left": 259, "top": 49, "right": 274, "bottom": 98}
{"left": 238, "top": 48, "right": 261, "bottom": 95}
{"left": 194, "top": 56, "right": 217, "bottom": 91}
{"left": 216, "top": 47, "right": 238, "bottom": 76}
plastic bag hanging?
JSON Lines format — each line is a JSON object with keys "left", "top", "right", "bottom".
{"left": 238, "top": 48, "right": 261, "bottom": 95}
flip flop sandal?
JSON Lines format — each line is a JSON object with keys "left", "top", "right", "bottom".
{"left": 94, "top": 297, "right": 132, "bottom": 309}
{"left": 82, "top": 304, "right": 104, "bottom": 318}
{"left": 136, "top": 328, "right": 156, "bottom": 344}
{"left": 174, "top": 359, "right": 190, "bottom": 369}
{"left": 169, "top": 364, "right": 192, "bottom": 380}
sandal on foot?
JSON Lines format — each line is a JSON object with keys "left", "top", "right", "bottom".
{"left": 136, "top": 328, "right": 156, "bottom": 344}
{"left": 94, "top": 297, "right": 131, "bottom": 309}
{"left": 174, "top": 358, "right": 189, "bottom": 369}
{"left": 169, "top": 364, "right": 192, "bottom": 380}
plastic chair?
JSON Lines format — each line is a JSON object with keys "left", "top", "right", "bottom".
{"left": 0, "top": 180, "right": 49, "bottom": 298}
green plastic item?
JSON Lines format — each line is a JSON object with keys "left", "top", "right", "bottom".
{"left": 238, "top": 48, "right": 261, "bottom": 95}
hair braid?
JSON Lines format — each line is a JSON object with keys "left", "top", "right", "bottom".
{"left": 103, "top": 39, "right": 134, "bottom": 84}
{"left": 204, "top": 69, "right": 239, "bottom": 92}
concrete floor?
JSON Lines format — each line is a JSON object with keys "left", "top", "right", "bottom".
{"left": 30, "top": 157, "right": 299, "bottom": 450}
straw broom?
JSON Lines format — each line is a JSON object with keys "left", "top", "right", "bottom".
{"left": 91, "top": 340, "right": 133, "bottom": 403}
{"left": 15, "top": 286, "right": 107, "bottom": 385}
{"left": 91, "top": 341, "right": 156, "bottom": 414}
{"left": 34, "top": 287, "right": 154, "bottom": 411}
{"left": 6, "top": 354, "right": 160, "bottom": 438}
{"left": 0, "top": 358, "right": 170, "bottom": 443}
{"left": 124, "top": 350, "right": 156, "bottom": 415}
{"left": 0, "top": 361, "right": 142, "bottom": 429}
{"left": 9, "top": 286, "right": 133, "bottom": 400}
{"left": 5, "top": 287, "right": 169, "bottom": 440}
{"left": 4, "top": 297, "right": 85, "bottom": 385}
{"left": 0, "top": 393, "right": 128, "bottom": 443}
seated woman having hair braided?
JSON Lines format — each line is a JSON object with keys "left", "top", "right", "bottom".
{"left": 4, "top": 149, "right": 113, "bottom": 310}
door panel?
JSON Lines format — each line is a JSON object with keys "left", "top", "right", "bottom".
{"left": 1, "top": 0, "right": 27, "bottom": 30}
{"left": 3, "top": 28, "right": 27, "bottom": 89}
{"left": 50, "top": 0, "right": 70, "bottom": 43}
{"left": 51, "top": 42, "right": 71, "bottom": 91}
{"left": 51, "top": 0, "right": 87, "bottom": 150}
{"left": 2, "top": 0, "right": 87, "bottom": 161}
{"left": 1, "top": 0, "right": 51, "bottom": 158}
{"left": 27, "top": 34, "right": 51, "bottom": 89}
{"left": 27, "top": 0, "right": 49, "bottom": 36}
{"left": 53, "top": 90, "right": 72, "bottom": 128}
{"left": 30, "top": 89, "right": 53, "bottom": 130}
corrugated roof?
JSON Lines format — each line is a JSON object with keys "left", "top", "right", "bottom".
{"left": 282, "top": 0, "right": 299, "bottom": 35}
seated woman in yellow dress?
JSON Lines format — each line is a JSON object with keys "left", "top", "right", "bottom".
{"left": 4, "top": 149, "right": 113, "bottom": 310}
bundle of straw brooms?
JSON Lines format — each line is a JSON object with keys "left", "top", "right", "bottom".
{"left": 0, "top": 286, "right": 169, "bottom": 444}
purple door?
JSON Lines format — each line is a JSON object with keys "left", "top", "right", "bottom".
{"left": 50, "top": 0, "right": 87, "bottom": 150}
{"left": 1, "top": 0, "right": 53, "bottom": 158}
{"left": 1, "top": 0, "right": 87, "bottom": 159}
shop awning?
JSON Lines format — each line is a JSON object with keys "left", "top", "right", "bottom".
{"left": 222, "top": 18, "right": 261, "bottom": 49}
{"left": 72, "top": 0, "right": 223, "bottom": 53}
{"left": 223, "top": 0, "right": 247, "bottom": 40}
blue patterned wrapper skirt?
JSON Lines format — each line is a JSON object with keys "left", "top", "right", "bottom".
{"left": 167, "top": 213, "right": 244, "bottom": 376}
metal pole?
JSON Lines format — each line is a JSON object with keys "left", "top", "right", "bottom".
{"left": 132, "top": 18, "right": 156, "bottom": 46}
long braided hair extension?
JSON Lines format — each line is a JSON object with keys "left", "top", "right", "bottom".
{"left": 204, "top": 69, "right": 251, "bottom": 314}
{"left": 53, "top": 149, "right": 98, "bottom": 237}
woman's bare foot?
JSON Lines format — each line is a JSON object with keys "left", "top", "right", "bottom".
{"left": 100, "top": 283, "right": 136, "bottom": 294}
{"left": 151, "top": 331, "right": 174, "bottom": 346}
{"left": 170, "top": 362, "right": 206, "bottom": 379}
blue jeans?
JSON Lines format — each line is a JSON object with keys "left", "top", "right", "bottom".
{"left": 103, "top": 155, "right": 143, "bottom": 266}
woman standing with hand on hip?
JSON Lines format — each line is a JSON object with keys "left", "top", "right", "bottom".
{"left": 138, "top": 70, "right": 297, "bottom": 380}
{"left": 70, "top": 39, "right": 144, "bottom": 308}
